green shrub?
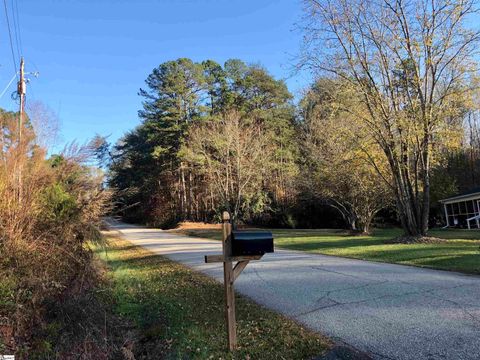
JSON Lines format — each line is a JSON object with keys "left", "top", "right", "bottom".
{"left": 41, "top": 183, "right": 78, "bottom": 222}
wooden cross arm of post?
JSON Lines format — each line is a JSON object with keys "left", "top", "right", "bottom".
{"left": 232, "top": 260, "right": 249, "bottom": 282}
{"left": 204, "top": 254, "right": 263, "bottom": 284}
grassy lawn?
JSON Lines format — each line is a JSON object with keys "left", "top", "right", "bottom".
{"left": 172, "top": 228, "right": 480, "bottom": 275}
{"left": 95, "top": 232, "right": 332, "bottom": 359}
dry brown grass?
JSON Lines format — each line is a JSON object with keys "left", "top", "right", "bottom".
{"left": 385, "top": 235, "right": 448, "bottom": 244}
{"left": 173, "top": 221, "right": 222, "bottom": 230}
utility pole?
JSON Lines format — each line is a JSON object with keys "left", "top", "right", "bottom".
{"left": 16, "top": 57, "right": 25, "bottom": 203}
{"left": 17, "top": 56, "right": 25, "bottom": 140}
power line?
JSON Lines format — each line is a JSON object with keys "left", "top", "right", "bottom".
{"left": 13, "top": 0, "right": 22, "bottom": 53}
{"left": 3, "top": 0, "right": 18, "bottom": 78}
{"left": 28, "top": 59, "right": 39, "bottom": 73}
{"left": 0, "top": 72, "right": 17, "bottom": 99}
{"left": 10, "top": 0, "right": 21, "bottom": 58}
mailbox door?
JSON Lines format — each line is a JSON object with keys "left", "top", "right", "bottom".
{"left": 231, "top": 231, "right": 274, "bottom": 256}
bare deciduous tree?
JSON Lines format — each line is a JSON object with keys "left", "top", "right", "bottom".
{"left": 183, "top": 111, "right": 271, "bottom": 223}
{"left": 301, "top": 0, "right": 479, "bottom": 236}
{"left": 27, "top": 101, "right": 61, "bottom": 149}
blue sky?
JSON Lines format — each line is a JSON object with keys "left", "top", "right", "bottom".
{"left": 0, "top": 0, "right": 308, "bottom": 148}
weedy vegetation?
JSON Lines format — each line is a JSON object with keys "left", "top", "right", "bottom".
{"left": 0, "top": 109, "right": 116, "bottom": 358}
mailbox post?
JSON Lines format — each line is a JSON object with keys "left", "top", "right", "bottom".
{"left": 204, "top": 211, "right": 274, "bottom": 351}
{"left": 221, "top": 212, "right": 236, "bottom": 350}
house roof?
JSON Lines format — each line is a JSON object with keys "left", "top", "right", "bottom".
{"left": 439, "top": 187, "right": 480, "bottom": 203}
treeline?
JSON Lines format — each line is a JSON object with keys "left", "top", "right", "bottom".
{"left": 104, "top": 59, "right": 478, "bottom": 233}
{"left": 106, "top": 0, "right": 480, "bottom": 236}
{"left": 106, "top": 59, "right": 300, "bottom": 227}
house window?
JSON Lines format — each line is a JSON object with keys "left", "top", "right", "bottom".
{"left": 467, "top": 201, "right": 474, "bottom": 214}
{"left": 447, "top": 203, "right": 454, "bottom": 215}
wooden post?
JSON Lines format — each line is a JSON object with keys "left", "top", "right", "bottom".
{"left": 204, "top": 211, "right": 265, "bottom": 351}
{"left": 222, "top": 211, "right": 236, "bottom": 350}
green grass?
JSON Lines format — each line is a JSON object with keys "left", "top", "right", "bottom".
{"left": 172, "top": 228, "right": 480, "bottom": 275}
{"left": 95, "top": 232, "right": 331, "bottom": 359}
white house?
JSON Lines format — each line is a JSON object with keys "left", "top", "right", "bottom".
{"left": 439, "top": 187, "right": 480, "bottom": 229}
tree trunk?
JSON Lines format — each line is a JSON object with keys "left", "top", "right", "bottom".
{"left": 362, "top": 223, "right": 369, "bottom": 234}
{"left": 389, "top": 155, "right": 425, "bottom": 236}
{"left": 187, "top": 170, "right": 193, "bottom": 219}
{"left": 420, "top": 130, "right": 431, "bottom": 236}
{"left": 396, "top": 168, "right": 429, "bottom": 236}
{"left": 180, "top": 166, "right": 187, "bottom": 219}
{"left": 348, "top": 216, "right": 357, "bottom": 231}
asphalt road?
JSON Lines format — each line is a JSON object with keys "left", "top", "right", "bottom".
{"left": 106, "top": 220, "right": 480, "bottom": 360}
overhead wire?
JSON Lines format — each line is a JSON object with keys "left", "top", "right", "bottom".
{"left": 0, "top": 72, "right": 17, "bottom": 99}
{"left": 3, "top": 0, "right": 18, "bottom": 78}
{"left": 2, "top": 0, "right": 36, "bottom": 109}
{"left": 12, "top": 0, "right": 22, "bottom": 55}
{"left": 10, "top": 0, "right": 21, "bottom": 59}
{"left": 29, "top": 59, "right": 40, "bottom": 73}
{"left": 26, "top": 59, "right": 39, "bottom": 101}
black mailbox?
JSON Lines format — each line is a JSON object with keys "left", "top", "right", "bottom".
{"left": 231, "top": 231, "right": 274, "bottom": 256}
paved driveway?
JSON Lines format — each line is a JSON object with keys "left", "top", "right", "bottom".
{"left": 107, "top": 221, "right": 480, "bottom": 360}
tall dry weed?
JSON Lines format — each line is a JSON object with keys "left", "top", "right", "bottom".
{"left": 0, "top": 109, "right": 111, "bottom": 356}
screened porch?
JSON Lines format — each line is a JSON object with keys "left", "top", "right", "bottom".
{"left": 439, "top": 189, "right": 480, "bottom": 229}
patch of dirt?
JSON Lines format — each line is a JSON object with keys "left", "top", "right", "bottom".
{"left": 173, "top": 221, "right": 222, "bottom": 230}
{"left": 385, "top": 235, "right": 447, "bottom": 244}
